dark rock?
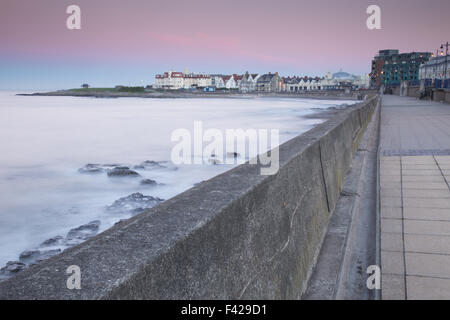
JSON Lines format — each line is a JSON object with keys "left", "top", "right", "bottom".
{"left": 18, "top": 248, "right": 62, "bottom": 266}
{"left": 40, "top": 235, "right": 64, "bottom": 247}
{"left": 140, "top": 160, "right": 178, "bottom": 171}
{"left": 19, "top": 250, "right": 41, "bottom": 263}
{"left": 114, "top": 219, "right": 127, "bottom": 226}
{"left": 1, "top": 261, "right": 26, "bottom": 273}
{"left": 107, "top": 167, "right": 141, "bottom": 177}
{"left": 140, "top": 160, "right": 165, "bottom": 168}
{"left": 106, "top": 192, "right": 164, "bottom": 216}
{"left": 78, "top": 164, "right": 104, "bottom": 174}
{"left": 35, "top": 249, "right": 62, "bottom": 262}
{"left": 113, "top": 166, "right": 130, "bottom": 170}
{"left": 140, "top": 179, "right": 157, "bottom": 186}
{"left": 66, "top": 220, "right": 101, "bottom": 244}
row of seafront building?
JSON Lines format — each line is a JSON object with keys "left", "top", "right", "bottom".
{"left": 153, "top": 69, "right": 370, "bottom": 92}
{"left": 370, "top": 48, "right": 450, "bottom": 97}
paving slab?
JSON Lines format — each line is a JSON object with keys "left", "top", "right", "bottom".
{"left": 382, "top": 274, "right": 405, "bottom": 300}
{"left": 403, "top": 207, "right": 450, "bottom": 221}
{"left": 381, "top": 196, "right": 402, "bottom": 208}
{"left": 381, "top": 207, "right": 402, "bottom": 219}
{"left": 403, "top": 197, "right": 450, "bottom": 209}
{"left": 381, "top": 251, "right": 405, "bottom": 275}
{"left": 402, "top": 169, "right": 442, "bottom": 176}
{"left": 381, "top": 218, "right": 402, "bottom": 233}
{"left": 401, "top": 175, "right": 446, "bottom": 183}
{"left": 406, "top": 253, "right": 450, "bottom": 278}
{"left": 405, "top": 234, "right": 450, "bottom": 255}
{"left": 404, "top": 220, "right": 450, "bottom": 236}
{"left": 380, "top": 181, "right": 402, "bottom": 189}
{"left": 381, "top": 156, "right": 400, "bottom": 162}
{"left": 381, "top": 169, "right": 401, "bottom": 176}
{"left": 380, "top": 188, "right": 402, "bottom": 198}
{"left": 380, "top": 175, "right": 401, "bottom": 183}
{"left": 402, "top": 189, "right": 450, "bottom": 198}
{"left": 379, "top": 96, "right": 450, "bottom": 300}
{"left": 402, "top": 164, "right": 439, "bottom": 170}
{"left": 407, "top": 276, "right": 450, "bottom": 300}
{"left": 402, "top": 181, "right": 449, "bottom": 190}
{"left": 381, "top": 232, "right": 403, "bottom": 252}
{"left": 436, "top": 157, "right": 450, "bottom": 163}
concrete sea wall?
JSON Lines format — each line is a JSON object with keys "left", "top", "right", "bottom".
{"left": 431, "top": 89, "right": 450, "bottom": 103}
{"left": 0, "top": 97, "right": 379, "bottom": 300}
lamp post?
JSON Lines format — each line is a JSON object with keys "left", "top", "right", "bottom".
{"left": 441, "top": 42, "right": 449, "bottom": 89}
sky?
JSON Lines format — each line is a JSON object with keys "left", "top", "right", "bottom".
{"left": 1, "top": 0, "right": 449, "bottom": 90}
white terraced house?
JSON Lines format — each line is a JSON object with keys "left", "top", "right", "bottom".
{"left": 222, "top": 74, "right": 242, "bottom": 89}
{"left": 154, "top": 70, "right": 212, "bottom": 89}
{"left": 210, "top": 75, "right": 226, "bottom": 89}
{"left": 239, "top": 72, "right": 260, "bottom": 92}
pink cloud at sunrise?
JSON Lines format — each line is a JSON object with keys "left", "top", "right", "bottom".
{"left": 1, "top": 0, "right": 449, "bottom": 89}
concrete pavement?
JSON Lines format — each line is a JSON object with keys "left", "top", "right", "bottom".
{"left": 380, "top": 95, "right": 450, "bottom": 300}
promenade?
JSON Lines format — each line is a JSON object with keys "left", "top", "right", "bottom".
{"left": 379, "top": 95, "right": 450, "bottom": 299}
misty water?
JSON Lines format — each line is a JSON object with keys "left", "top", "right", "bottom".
{"left": 0, "top": 91, "right": 354, "bottom": 270}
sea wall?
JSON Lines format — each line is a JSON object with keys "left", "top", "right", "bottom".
{"left": 432, "top": 89, "right": 450, "bottom": 103}
{"left": 0, "top": 96, "right": 379, "bottom": 300}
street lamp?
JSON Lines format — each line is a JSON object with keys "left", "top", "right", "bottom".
{"left": 441, "top": 43, "right": 449, "bottom": 89}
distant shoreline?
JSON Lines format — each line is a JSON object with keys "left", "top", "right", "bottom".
{"left": 17, "top": 89, "right": 374, "bottom": 101}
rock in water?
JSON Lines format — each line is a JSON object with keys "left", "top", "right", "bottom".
{"left": 107, "top": 192, "right": 164, "bottom": 215}
{"left": 107, "top": 166, "right": 141, "bottom": 177}
{"left": 40, "top": 235, "right": 64, "bottom": 247}
{"left": 0, "top": 222, "right": 99, "bottom": 282}
{"left": 139, "top": 160, "right": 178, "bottom": 171}
{"left": 140, "top": 160, "right": 165, "bottom": 168}
{"left": 1, "top": 261, "right": 26, "bottom": 273}
{"left": 34, "top": 249, "right": 62, "bottom": 263}
{"left": 65, "top": 220, "right": 101, "bottom": 245}
{"left": 18, "top": 250, "right": 41, "bottom": 264}
{"left": 78, "top": 164, "right": 104, "bottom": 174}
{"left": 19, "top": 249, "right": 62, "bottom": 265}
{"left": 140, "top": 178, "right": 158, "bottom": 186}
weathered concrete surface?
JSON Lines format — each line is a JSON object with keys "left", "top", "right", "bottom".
{"left": 0, "top": 97, "right": 379, "bottom": 300}
{"left": 303, "top": 97, "right": 380, "bottom": 300}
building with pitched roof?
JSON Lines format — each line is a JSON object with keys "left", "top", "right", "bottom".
{"left": 255, "top": 72, "right": 281, "bottom": 92}
{"left": 239, "top": 72, "right": 260, "bottom": 92}
{"left": 154, "top": 70, "right": 212, "bottom": 89}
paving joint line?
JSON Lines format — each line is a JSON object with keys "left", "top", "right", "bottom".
{"left": 400, "top": 156, "right": 408, "bottom": 299}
